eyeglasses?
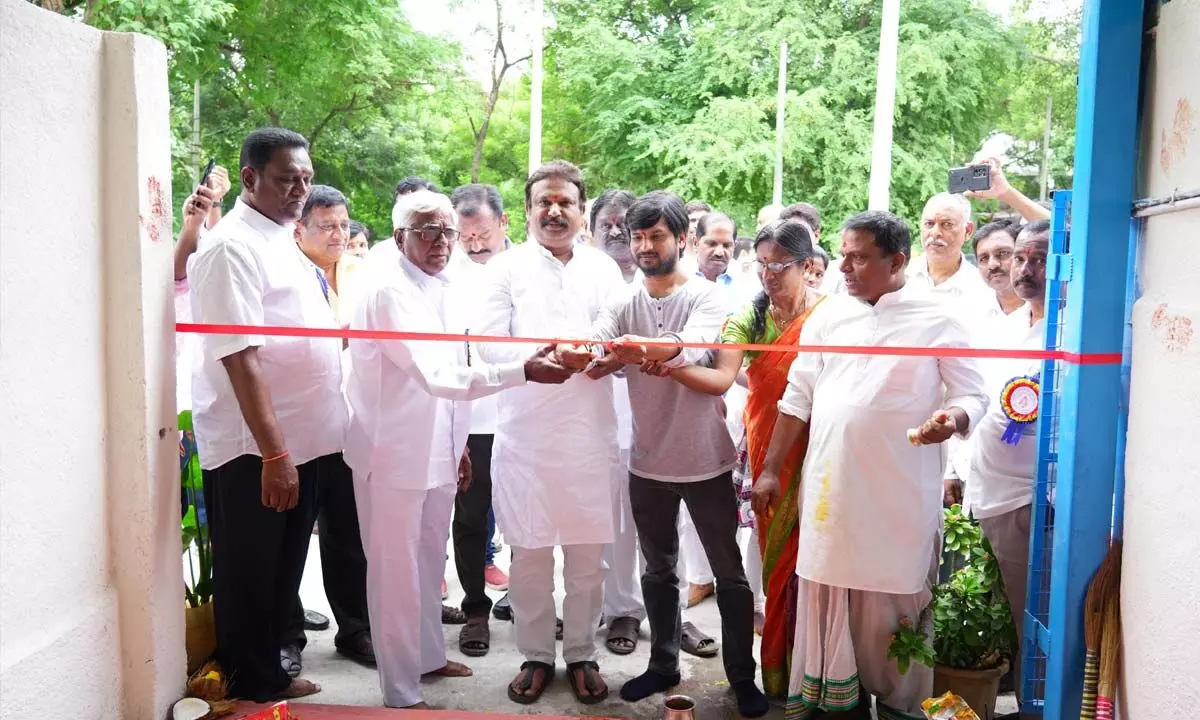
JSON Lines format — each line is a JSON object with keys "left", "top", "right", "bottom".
{"left": 753, "top": 259, "right": 800, "bottom": 274}
{"left": 402, "top": 225, "right": 460, "bottom": 243}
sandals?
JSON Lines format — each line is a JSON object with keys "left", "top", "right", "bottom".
{"left": 605, "top": 616, "right": 640, "bottom": 655}
{"left": 508, "top": 661, "right": 554, "bottom": 705}
{"left": 459, "top": 619, "right": 490, "bottom": 657}
{"left": 442, "top": 604, "right": 467, "bottom": 625}
{"left": 681, "top": 621, "right": 720, "bottom": 658}
{"left": 566, "top": 661, "right": 609, "bottom": 705}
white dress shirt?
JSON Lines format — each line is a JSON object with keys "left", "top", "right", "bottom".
{"left": 906, "top": 253, "right": 998, "bottom": 325}
{"left": 187, "top": 199, "right": 347, "bottom": 470}
{"left": 455, "top": 258, "right": 503, "bottom": 436}
{"left": 778, "top": 283, "right": 989, "bottom": 594}
{"left": 966, "top": 304, "right": 1045, "bottom": 519}
{"left": 344, "top": 253, "right": 527, "bottom": 489}
{"left": 473, "top": 242, "right": 627, "bottom": 548}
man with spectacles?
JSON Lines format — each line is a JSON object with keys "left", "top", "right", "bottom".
{"left": 447, "top": 183, "right": 514, "bottom": 657}
{"left": 345, "top": 189, "right": 572, "bottom": 708}
{"left": 280, "top": 185, "right": 374, "bottom": 675}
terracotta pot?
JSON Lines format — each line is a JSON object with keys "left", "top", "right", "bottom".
{"left": 185, "top": 602, "right": 216, "bottom": 674}
{"left": 933, "top": 658, "right": 1011, "bottom": 720}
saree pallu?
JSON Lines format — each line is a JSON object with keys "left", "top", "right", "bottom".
{"left": 745, "top": 299, "right": 822, "bottom": 697}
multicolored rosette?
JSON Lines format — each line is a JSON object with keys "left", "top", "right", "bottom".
{"left": 999, "top": 374, "right": 1040, "bottom": 445}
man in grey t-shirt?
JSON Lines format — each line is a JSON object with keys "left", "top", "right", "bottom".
{"left": 559, "top": 192, "right": 767, "bottom": 717}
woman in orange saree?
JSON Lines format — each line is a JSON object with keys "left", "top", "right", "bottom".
{"left": 654, "top": 219, "right": 825, "bottom": 698}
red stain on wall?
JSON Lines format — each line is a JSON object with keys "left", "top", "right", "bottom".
{"left": 139, "top": 176, "right": 169, "bottom": 243}
{"left": 1150, "top": 303, "right": 1193, "bottom": 352}
{"left": 1159, "top": 97, "right": 1194, "bottom": 173}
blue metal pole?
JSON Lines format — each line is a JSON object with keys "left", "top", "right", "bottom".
{"left": 1041, "top": 0, "right": 1144, "bottom": 717}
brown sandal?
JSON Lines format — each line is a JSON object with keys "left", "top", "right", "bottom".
{"left": 508, "top": 661, "right": 554, "bottom": 705}
{"left": 459, "top": 619, "right": 490, "bottom": 657}
{"left": 566, "top": 661, "right": 609, "bottom": 705}
{"left": 605, "top": 616, "right": 640, "bottom": 655}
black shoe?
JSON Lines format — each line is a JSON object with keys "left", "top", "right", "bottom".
{"left": 493, "top": 592, "right": 512, "bottom": 621}
{"left": 303, "top": 608, "right": 330, "bottom": 631}
{"left": 280, "top": 643, "right": 302, "bottom": 678}
{"left": 335, "top": 631, "right": 376, "bottom": 667}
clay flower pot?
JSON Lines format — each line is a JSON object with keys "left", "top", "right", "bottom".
{"left": 933, "top": 658, "right": 1011, "bottom": 720}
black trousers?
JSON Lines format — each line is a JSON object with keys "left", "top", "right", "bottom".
{"left": 453, "top": 433, "right": 495, "bottom": 619}
{"left": 630, "top": 471, "right": 757, "bottom": 685}
{"left": 284, "top": 452, "right": 370, "bottom": 649}
{"left": 203, "top": 453, "right": 318, "bottom": 700}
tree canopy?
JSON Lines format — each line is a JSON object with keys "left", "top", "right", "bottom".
{"left": 34, "top": 0, "right": 1079, "bottom": 247}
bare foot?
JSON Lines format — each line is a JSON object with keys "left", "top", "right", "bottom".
{"left": 277, "top": 677, "right": 321, "bottom": 699}
{"left": 424, "top": 660, "right": 473, "bottom": 678}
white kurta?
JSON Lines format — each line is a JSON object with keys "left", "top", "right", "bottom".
{"left": 966, "top": 304, "right": 1045, "bottom": 519}
{"left": 778, "top": 283, "right": 988, "bottom": 594}
{"left": 344, "top": 252, "right": 528, "bottom": 707}
{"left": 473, "top": 242, "right": 626, "bottom": 549}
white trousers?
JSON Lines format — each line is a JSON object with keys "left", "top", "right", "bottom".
{"left": 354, "top": 473, "right": 456, "bottom": 708}
{"left": 678, "top": 505, "right": 714, "bottom": 586}
{"left": 603, "top": 450, "right": 646, "bottom": 622}
{"left": 740, "top": 526, "right": 766, "bottom": 614}
{"left": 510, "top": 543, "right": 607, "bottom": 666}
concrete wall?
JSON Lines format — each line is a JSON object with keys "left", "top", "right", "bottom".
{"left": 0, "top": 1, "right": 183, "bottom": 718}
{"left": 1122, "top": 0, "right": 1200, "bottom": 716}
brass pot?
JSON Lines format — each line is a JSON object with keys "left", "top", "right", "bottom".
{"left": 664, "top": 694, "right": 696, "bottom": 720}
{"left": 185, "top": 602, "right": 216, "bottom": 674}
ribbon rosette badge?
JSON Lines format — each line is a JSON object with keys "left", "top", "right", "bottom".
{"left": 1000, "top": 375, "right": 1040, "bottom": 445}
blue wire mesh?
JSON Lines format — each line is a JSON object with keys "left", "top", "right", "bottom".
{"left": 1021, "top": 189, "right": 1071, "bottom": 713}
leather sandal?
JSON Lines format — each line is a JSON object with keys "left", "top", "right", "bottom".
{"left": 566, "top": 660, "right": 609, "bottom": 705}
{"left": 507, "top": 661, "right": 554, "bottom": 705}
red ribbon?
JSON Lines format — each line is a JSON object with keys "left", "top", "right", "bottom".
{"left": 176, "top": 323, "right": 1122, "bottom": 365}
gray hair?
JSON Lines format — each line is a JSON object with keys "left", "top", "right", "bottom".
{"left": 392, "top": 189, "right": 457, "bottom": 231}
{"left": 923, "top": 192, "right": 973, "bottom": 226}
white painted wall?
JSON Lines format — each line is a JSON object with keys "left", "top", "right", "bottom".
{"left": 1122, "top": 0, "right": 1200, "bottom": 716}
{"left": 0, "top": 1, "right": 183, "bottom": 718}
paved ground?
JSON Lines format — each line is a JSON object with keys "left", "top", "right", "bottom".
{"left": 291, "top": 541, "right": 1017, "bottom": 719}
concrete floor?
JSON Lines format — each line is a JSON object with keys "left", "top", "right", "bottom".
{"left": 291, "top": 541, "right": 1018, "bottom": 719}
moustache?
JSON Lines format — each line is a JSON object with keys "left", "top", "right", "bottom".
{"left": 541, "top": 218, "right": 568, "bottom": 228}
{"left": 1014, "top": 276, "right": 1037, "bottom": 286}
{"left": 988, "top": 269, "right": 1008, "bottom": 277}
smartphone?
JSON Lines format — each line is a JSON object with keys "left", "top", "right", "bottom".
{"left": 198, "top": 157, "right": 216, "bottom": 188}
{"left": 948, "top": 164, "right": 991, "bottom": 194}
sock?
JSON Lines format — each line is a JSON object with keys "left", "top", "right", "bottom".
{"left": 732, "top": 679, "right": 769, "bottom": 718}
{"left": 620, "top": 670, "right": 681, "bottom": 702}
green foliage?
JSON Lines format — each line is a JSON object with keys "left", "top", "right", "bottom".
{"left": 179, "top": 410, "right": 211, "bottom": 608}
{"left": 42, "top": 0, "right": 1078, "bottom": 251}
{"left": 888, "top": 615, "right": 936, "bottom": 675}
{"left": 932, "top": 504, "right": 1015, "bottom": 670}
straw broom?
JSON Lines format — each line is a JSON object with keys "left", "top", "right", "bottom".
{"left": 1096, "top": 551, "right": 1123, "bottom": 720}
{"left": 1079, "top": 541, "right": 1121, "bottom": 720}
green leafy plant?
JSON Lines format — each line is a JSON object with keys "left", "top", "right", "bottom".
{"left": 888, "top": 505, "right": 1015, "bottom": 673}
{"left": 180, "top": 410, "right": 212, "bottom": 608}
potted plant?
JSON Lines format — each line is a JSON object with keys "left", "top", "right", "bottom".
{"left": 890, "top": 505, "right": 1015, "bottom": 719}
{"left": 180, "top": 410, "right": 215, "bottom": 674}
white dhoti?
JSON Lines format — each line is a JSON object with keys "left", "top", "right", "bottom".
{"left": 740, "top": 526, "right": 766, "bottom": 615}
{"left": 979, "top": 503, "right": 1032, "bottom": 702}
{"left": 678, "top": 506, "right": 715, "bottom": 586}
{"left": 354, "top": 474, "right": 456, "bottom": 708}
{"left": 510, "top": 543, "right": 607, "bottom": 666}
{"left": 603, "top": 448, "right": 646, "bottom": 622}
{"left": 785, "top": 578, "right": 934, "bottom": 720}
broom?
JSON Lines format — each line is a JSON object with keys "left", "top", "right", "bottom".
{"left": 1096, "top": 553, "right": 1123, "bottom": 720}
{"left": 1079, "top": 541, "right": 1121, "bottom": 720}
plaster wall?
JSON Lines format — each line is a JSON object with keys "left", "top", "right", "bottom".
{"left": 1121, "top": 0, "right": 1200, "bottom": 715}
{"left": 0, "top": 1, "right": 182, "bottom": 717}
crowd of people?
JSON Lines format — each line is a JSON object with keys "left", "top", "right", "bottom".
{"left": 175, "top": 126, "right": 1051, "bottom": 720}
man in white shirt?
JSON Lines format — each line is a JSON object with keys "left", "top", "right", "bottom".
{"left": 344, "top": 190, "right": 569, "bottom": 708}
{"left": 756, "top": 211, "right": 988, "bottom": 720}
{"left": 966, "top": 221, "right": 1049, "bottom": 715}
{"left": 473, "top": 161, "right": 626, "bottom": 705}
{"left": 972, "top": 220, "right": 1025, "bottom": 319}
{"left": 188, "top": 128, "right": 343, "bottom": 701}
{"left": 279, "top": 185, "right": 374, "bottom": 673}
{"left": 587, "top": 188, "right": 647, "bottom": 657}
{"left": 448, "top": 183, "right": 514, "bottom": 657}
